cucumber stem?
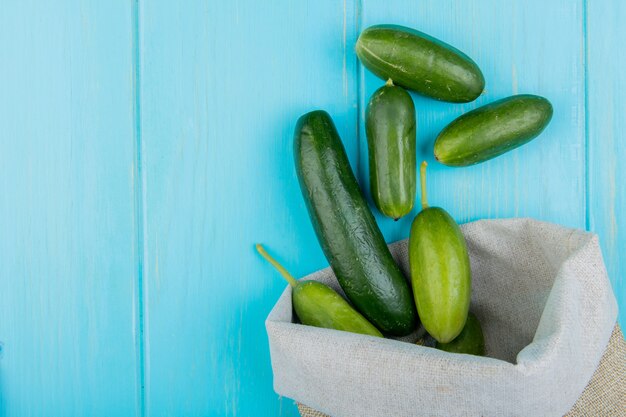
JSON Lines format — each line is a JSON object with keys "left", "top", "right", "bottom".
{"left": 420, "top": 161, "right": 429, "bottom": 210}
{"left": 385, "top": 78, "right": 394, "bottom": 87}
{"left": 256, "top": 244, "right": 298, "bottom": 287}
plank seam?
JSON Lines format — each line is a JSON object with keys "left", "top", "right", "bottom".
{"left": 582, "top": 0, "right": 591, "bottom": 230}
{"left": 355, "top": 0, "right": 363, "bottom": 178}
{"left": 132, "top": 0, "right": 147, "bottom": 415}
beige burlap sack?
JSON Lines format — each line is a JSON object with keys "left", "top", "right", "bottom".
{"left": 298, "top": 324, "right": 625, "bottom": 416}
{"left": 266, "top": 219, "right": 622, "bottom": 417}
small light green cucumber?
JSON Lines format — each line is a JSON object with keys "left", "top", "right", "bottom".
{"left": 409, "top": 162, "right": 471, "bottom": 343}
{"left": 256, "top": 244, "right": 383, "bottom": 337}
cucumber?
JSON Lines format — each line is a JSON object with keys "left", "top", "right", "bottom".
{"left": 356, "top": 25, "right": 485, "bottom": 103}
{"left": 435, "top": 312, "right": 485, "bottom": 356}
{"left": 294, "top": 110, "right": 417, "bottom": 336}
{"left": 434, "top": 94, "right": 553, "bottom": 166}
{"left": 409, "top": 162, "right": 471, "bottom": 343}
{"left": 256, "top": 244, "right": 382, "bottom": 337}
{"left": 366, "top": 79, "right": 416, "bottom": 220}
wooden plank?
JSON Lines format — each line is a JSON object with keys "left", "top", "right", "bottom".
{"left": 0, "top": 1, "right": 140, "bottom": 415}
{"left": 139, "top": 1, "right": 357, "bottom": 415}
{"left": 359, "top": 0, "right": 587, "bottom": 244}
{"left": 587, "top": 0, "right": 626, "bottom": 327}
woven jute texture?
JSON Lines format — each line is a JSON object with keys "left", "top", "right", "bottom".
{"left": 298, "top": 325, "right": 625, "bottom": 417}
{"left": 267, "top": 219, "right": 620, "bottom": 416}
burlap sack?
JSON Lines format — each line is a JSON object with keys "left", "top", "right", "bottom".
{"left": 266, "top": 219, "right": 622, "bottom": 417}
{"left": 298, "top": 324, "right": 625, "bottom": 416}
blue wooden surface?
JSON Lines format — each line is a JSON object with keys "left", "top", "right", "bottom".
{"left": 0, "top": 1, "right": 623, "bottom": 416}
{"left": 0, "top": 1, "right": 140, "bottom": 416}
{"left": 139, "top": 2, "right": 358, "bottom": 416}
{"left": 587, "top": 0, "right": 626, "bottom": 333}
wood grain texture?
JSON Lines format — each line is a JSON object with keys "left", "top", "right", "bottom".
{"left": 359, "top": 0, "right": 586, "bottom": 245}
{"left": 139, "top": 1, "right": 357, "bottom": 416}
{"left": 0, "top": 1, "right": 140, "bottom": 416}
{"left": 587, "top": 0, "right": 626, "bottom": 327}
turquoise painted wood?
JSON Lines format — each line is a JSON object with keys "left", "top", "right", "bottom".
{"left": 139, "top": 2, "right": 357, "bottom": 416}
{"left": 0, "top": 1, "right": 140, "bottom": 416}
{"left": 0, "top": 1, "right": 624, "bottom": 417}
{"left": 588, "top": 0, "right": 626, "bottom": 327}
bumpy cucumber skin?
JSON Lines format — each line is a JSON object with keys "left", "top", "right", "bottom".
{"left": 356, "top": 25, "right": 485, "bottom": 103}
{"left": 292, "top": 280, "right": 383, "bottom": 337}
{"left": 434, "top": 94, "right": 553, "bottom": 166}
{"left": 366, "top": 84, "right": 416, "bottom": 219}
{"left": 294, "top": 110, "right": 417, "bottom": 336}
{"left": 435, "top": 312, "right": 485, "bottom": 356}
{"left": 409, "top": 207, "right": 471, "bottom": 343}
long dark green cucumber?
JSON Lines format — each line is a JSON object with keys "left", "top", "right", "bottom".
{"left": 435, "top": 312, "right": 485, "bottom": 356}
{"left": 409, "top": 162, "right": 471, "bottom": 343}
{"left": 434, "top": 94, "right": 553, "bottom": 166}
{"left": 366, "top": 79, "right": 416, "bottom": 220}
{"left": 294, "top": 110, "right": 417, "bottom": 336}
{"left": 256, "top": 244, "right": 382, "bottom": 337}
{"left": 356, "top": 25, "right": 485, "bottom": 103}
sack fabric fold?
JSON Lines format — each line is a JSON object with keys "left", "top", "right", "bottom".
{"left": 266, "top": 219, "right": 621, "bottom": 417}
